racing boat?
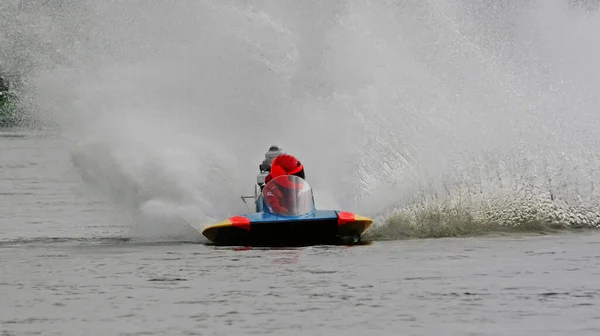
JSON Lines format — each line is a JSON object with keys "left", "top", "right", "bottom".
{"left": 201, "top": 175, "right": 372, "bottom": 247}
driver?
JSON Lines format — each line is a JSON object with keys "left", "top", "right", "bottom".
{"left": 262, "top": 154, "right": 306, "bottom": 214}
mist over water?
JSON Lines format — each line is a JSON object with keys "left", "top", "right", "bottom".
{"left": 3, "top": 0, "right": 600, "bottom": 240}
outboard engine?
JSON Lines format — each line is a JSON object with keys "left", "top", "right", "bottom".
{"left": 257, "top": 145, "right": 284, "bottom": 189}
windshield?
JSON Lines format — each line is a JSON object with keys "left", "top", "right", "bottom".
{"left": 261, "top": 175, "right": 315, "bottom": 216}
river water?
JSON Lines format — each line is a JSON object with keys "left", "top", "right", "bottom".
{"left": 3, "top": 130, "right": 600, "bottom": 336}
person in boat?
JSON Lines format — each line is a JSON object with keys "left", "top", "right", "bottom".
{"left": 257, "top": 145, "right": 285, "bottom": 190}
{"left": 262, "top": 153, "right": 306, "bottom": 215}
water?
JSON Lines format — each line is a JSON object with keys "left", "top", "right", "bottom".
{"left": 3, "top": 0, "right": 600, "bottom": 334}
{"left": 3, "top": 130, "right": 600, "bottom": 335}
{"left": 4, "top": 233, "right": 600, "bottom": 336}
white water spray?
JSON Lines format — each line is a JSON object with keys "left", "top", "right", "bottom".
{"left": 3, "top": 0, "right": 600, "bottom": 240}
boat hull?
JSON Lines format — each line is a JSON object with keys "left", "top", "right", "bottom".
{"left": 202, "top": 210, "right": 372, "bottom": 247}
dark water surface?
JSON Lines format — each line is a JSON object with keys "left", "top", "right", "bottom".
{"left": 2, "top": 130, "right": 600, "bottom": 336}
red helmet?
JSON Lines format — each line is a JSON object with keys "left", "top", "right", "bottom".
{"left": 271, "top": 154, "right": 304, "bottom": 178}
{"left": 265, "top": 154, "right": 305, "bottom": 189}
